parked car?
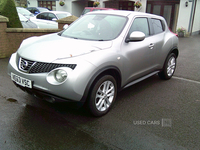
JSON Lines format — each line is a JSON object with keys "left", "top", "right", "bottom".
{"left": 30, "top": 11, "right": 71, "bottom": 28}
{"left": 18, "top": 13, "right": 38, "bottom": 28}
{"left": 81, "top": 7, "right": 117, "bottom": 15}
{"left": 26, "top": 7, "right": 50, "bottom": 15}
{"left": 16, "top": 7, "right": 34, "bottom": 19}
{"left": 8, "top": 10, "right": 179, "bottom": 117}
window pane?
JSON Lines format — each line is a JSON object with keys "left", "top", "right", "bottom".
{"left": 153, "top": 5, "right": 161, "bottom": 15}
{"left": 147, "top": 4, "right": 151, "bottom": 13}
{"left": 129, "top": 18, "right": 149, "bottom": 37}
{"left": 163, "top": 5, "right": 172, "bottom": 27}
{"left": 48, "top": 13, "right": 56, "bottom": 20}
{"left": 151, "top": 19, "right": 163, "bottom": 34}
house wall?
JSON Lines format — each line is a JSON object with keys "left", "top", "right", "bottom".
{"left": 56, "top": 0, "right": 72, "bottom": 13}
{"left": 177, "top": 0, "right": 200, "bottom": 35}
{"left": 19, "top": 0, "right": 200, "bottom": 35}
{"left": 102, "top": 0, "right": 147, "bottom": 12}
{"left": 176, "top": 0, "right": 192, "bottom": 34}
{"left": 28, "top": 0, "right": 38, "bottom": 7}
{"left": 72, "top": 1, "right": 86, "bottom": 17}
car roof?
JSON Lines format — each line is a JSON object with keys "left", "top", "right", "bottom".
{"left": 84, "top": 7, "right": 117, "bottom": 10}
{"left": 87, "top": 10, "right": 164, "bottom": 19}
{"left": 27, "top": 7, "right": 47, "bottom": 9}
{"left": 39, "top": 11, "right": 70, "bottom": 14}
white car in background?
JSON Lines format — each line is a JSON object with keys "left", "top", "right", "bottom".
{"left": 30, "top": 11, "right": 71, "bottom": 29}
{"left": 16, "top": 7, "right": 34, "bottom": 19}
{"left": 18, "top": 13, "right": 38, "bottom": 28}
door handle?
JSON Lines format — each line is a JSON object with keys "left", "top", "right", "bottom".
{"left": 149, "top": 43, "right": 154, "bottom": 49}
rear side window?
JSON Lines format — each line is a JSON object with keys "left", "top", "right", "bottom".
{"left": 151, "top": 19, "right": 164, "bottom": 34}
{"left": 48, "top": 13, "right": 56, "bottom": 20}
{"left": 37, "top": 13, "right": 48, "bottom": 20}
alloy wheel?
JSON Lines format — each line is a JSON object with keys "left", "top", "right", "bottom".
{"left": 95, "top": 80, "right": 115, "bottom": 112}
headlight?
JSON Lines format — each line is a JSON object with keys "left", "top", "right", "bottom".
{"left": 54, "top": 70, "right": 67, "bottom": 83}
{"left": 47, "top": 68, "right": 68, "bottom": 85}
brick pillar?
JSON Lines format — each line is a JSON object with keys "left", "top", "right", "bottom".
{"left": 0, "top": 15, "right": 9, "bottom": 58}
{"left": 57, "top": 15, "right": 79, "bottom": 30}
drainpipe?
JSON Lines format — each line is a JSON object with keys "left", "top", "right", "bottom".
{"left": 188, "top": 0, "right": 197, "bottom": 35}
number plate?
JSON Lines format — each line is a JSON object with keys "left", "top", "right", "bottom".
{"left": 11, "top": 73, "right": 32, "bottom": 88}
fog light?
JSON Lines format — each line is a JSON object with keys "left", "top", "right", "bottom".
{"left": 54, "top": 70, "right": 67, "bottom": 83}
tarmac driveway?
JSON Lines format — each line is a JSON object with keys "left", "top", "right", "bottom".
{"left": 0, "top": 35, "right": 200, "bottom": 150}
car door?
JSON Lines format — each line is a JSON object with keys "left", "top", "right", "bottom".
{"left": 149, "top": 18, "right": 165, "bottom": 69}
{"left": 33, "top": 13, "right": 49, "bottom": 28}
{"left": 121, "top": 17, "right": 158, "bottom": 84}
{"left": 47, "top": 13, "right": 58, "bottom": 28}
{"left": 34, "top": 12, "right": 57, "bottom": 28}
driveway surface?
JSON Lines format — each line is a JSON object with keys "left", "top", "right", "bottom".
{"left": 0, "top": 35, "right": 200, "bottom": 150}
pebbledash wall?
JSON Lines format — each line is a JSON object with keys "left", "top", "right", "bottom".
{"left": 0, "top": 15, "right": 60, "bottom": 59}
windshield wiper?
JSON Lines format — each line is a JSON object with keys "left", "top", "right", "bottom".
{"left": 57, "top": 31, "right": 64, "bottom": 36}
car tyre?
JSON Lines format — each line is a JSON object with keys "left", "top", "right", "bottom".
{"left": 88, "top": 75, "right": 117, "bottom": 117}
{"left": 158, "top": 53, "right": 177, "bottom": 80}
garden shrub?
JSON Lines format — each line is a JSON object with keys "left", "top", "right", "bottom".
{"left": 0, "top": 0, "right": 22, "bottom": 28}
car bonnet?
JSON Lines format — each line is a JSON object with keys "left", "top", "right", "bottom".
{"left": 17, "top": 33, "right": 112, "bottom": 62}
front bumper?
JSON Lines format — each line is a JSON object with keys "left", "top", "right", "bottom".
{"left": 7, "top": 53, "right": 96, "bottom": 102}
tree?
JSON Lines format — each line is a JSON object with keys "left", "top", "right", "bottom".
{"left": 0, "top": 0, "right": 22, "bottom": 28}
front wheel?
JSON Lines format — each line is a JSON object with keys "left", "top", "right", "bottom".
{"left": 88, "top": 75, "right": 117, "bottom": 117}
{"left": 158, "top": 53, "right": 177, "bottom": 80}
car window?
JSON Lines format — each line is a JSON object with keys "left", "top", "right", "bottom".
{"left": 151, "top": 18, "right": 164, "bottom": 34}
{"left": 62, "top": 14, "right": 127, "bottom": 41}
{"left": 32, "top": 8, "right": 38, "bottom": 13}
{"left": 128, "top": 18, "right": 150, "bottom": 37}
{"left": 26, "top": 8, "right": 32, "bottom": 12}
{"left": 37, "top": 13, "right": 48, "bottom": 20}
{"left": 92, "top": 9, "right": 102, "bottom": 12}
{"left": 48, "top": 13, "right": 57, "bottom": 20}
{"left": 82, "top": 9, "right": 91, "bottom": 15}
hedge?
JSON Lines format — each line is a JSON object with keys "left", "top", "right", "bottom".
{"left": 0, "top": 0, "right": 22, "bottom": 28}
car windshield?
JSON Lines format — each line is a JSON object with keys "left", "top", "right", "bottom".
{"left": 18, "top": 13, "right": 28, "bottom": 22}
{"left": 17, "top": 7, "right": 33, "bottom": 16}
{"left": 56, "top": 13, "right": 71, "bottom": 19}
{"left": 61, "top": 14, "right": 127, "bottom": 41}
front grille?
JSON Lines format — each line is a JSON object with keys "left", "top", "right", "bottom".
{"left": 18, "top": 57, "right": 76, "bottom": 73}
{"left": 29, "top": 62, "right": 76, "bottom": 73}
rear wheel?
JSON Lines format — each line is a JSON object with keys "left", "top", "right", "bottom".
{"left": 88, "top": 75, "right": 117, "bottom": 117}
{"left": 159, "top": 53, "right": 177, "bottom": 80}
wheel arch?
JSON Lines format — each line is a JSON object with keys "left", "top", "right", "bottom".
{"left": 161, "top": 46, "right": 179, "bottom": 69}
{"left": 80, "top": 66, "right": 122, "bottom": 103}
{"left": 169, "top": 46, "right": 179, "bottom": 58}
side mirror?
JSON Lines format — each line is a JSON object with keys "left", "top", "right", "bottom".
{"left": 35, "top": 11, "right": 39, "bottom": 15}
{"left": 63, "top": 24, "right": 69, "bottom": 30}
{"left": 52, "top": 18, "right": 57, "bottom": 21}
{"left": 126, "top": 31, "right": 145, "bottom": 43}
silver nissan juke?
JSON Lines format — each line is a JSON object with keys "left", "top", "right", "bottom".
{"left": 7, "top": 10, "right": 179, "bottom": 117}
